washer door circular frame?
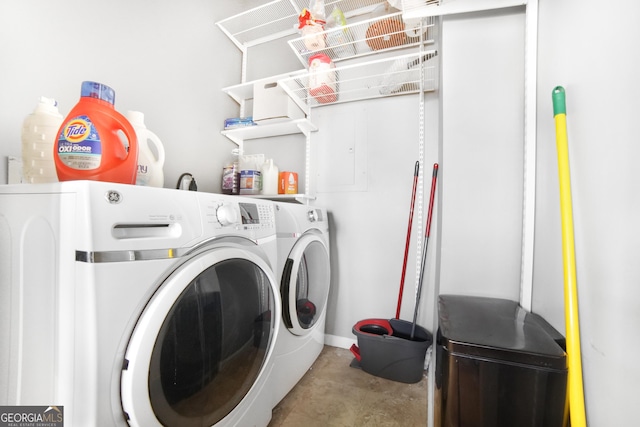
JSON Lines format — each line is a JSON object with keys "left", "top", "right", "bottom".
{"left": 120, "top": 246, "right": 280, "bottom": 426}
{"left": 284, "top": 232, "right": 330, "bottom": 336}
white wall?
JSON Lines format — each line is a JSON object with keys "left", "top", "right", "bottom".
{"left": 439, "top": 8, "right": 525, "bottom": 302}
{"left": 534, "top": 1, "right": 640, "bottom": 425}
{"left": 313, "top": 94, "right": 440, "bottom": 341}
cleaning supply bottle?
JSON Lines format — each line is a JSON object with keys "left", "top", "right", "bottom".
{"left": 240, "top": 154, "right": 264, "bottom": 195}
{"left": 221, "top": 149, "right": 240, "bottom": 195}
{"left": 260, "top": 158, "right": 279, "bottom": 195}
{"left": 21, "top": 96, "right": 64, "bottom": 183}
{"left": 55, "top": 81, "right": 138, "bottom": 184}
{"left": 126, "top": 110, "right": 165, "bottom": 187}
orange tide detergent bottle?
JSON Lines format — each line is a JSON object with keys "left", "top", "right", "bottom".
{"left": 55, "top": 81, "right": 138, "bottom": 183}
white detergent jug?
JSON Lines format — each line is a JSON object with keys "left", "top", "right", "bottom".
{"left": 126, "top": 111, "right": 165, "bottom": 187}
{"left": 261, "top": 158, "right": 279, "bottom": 195}
{"left": 21, "top": 96, "right": 63, "bottom": 183}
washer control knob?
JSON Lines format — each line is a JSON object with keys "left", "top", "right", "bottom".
{"left": 307, "top": 209, "right": 318, "bottom": 223}
{"left": 217, "top": 204, "right": 238, "bottom": 226}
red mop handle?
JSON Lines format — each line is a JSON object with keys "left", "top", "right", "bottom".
{"left": 425, "top": 163, "right": 439, "bottom": 238}
{"left": 396, "top": 161, "right": 420, "bottom": 319}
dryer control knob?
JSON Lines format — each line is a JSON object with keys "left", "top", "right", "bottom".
{"left": 307, "top": 210, "right": 319, "bottom": 223}
{"left": 217, "top": 204, "right": 238, "bottom": 226}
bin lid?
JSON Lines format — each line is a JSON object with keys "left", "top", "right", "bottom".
{"left": 438, "top": 295, "right": 566, "bottom": 370}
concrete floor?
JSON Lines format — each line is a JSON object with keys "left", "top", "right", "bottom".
{"left": 268, "top": 345, "right": 428, "bottom": 427}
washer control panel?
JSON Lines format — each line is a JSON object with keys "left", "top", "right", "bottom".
{"left": 216, "top": 204, "right": 238, "bottom": 226}
{"left": 200, "top": 194, "right": 275, "bottom": 236}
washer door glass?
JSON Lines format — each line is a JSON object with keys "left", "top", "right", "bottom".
{"left": 281, "top": 233, "right": 330, "bottom": 336}
{"left": 121, "top": 247, "right": 278, "bottom": 427}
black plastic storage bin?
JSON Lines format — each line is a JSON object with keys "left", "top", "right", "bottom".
{"left": 435, "top": 295, "right": 567, "bottom": 427}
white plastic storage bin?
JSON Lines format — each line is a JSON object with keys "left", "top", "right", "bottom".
{"left": 253, "top": 79, "right": 306, "bottom": 123}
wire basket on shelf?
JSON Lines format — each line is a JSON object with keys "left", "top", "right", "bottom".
{"left": 217, "top": 0, "right": 392, "bottom": 48}
{"left": 279, "top": 50, "right": 438, "bottom": 108}
{"left": 289, "top": 12, "right": 436, "bottom": 66}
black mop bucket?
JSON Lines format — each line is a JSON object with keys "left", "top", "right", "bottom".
{"left": 350, "top": 318, "right": 432, "bottom": 384}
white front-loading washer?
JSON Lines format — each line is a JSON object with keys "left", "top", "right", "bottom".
{"left": 0, "top": 181, "right": 280, "bottom": 427}
{"left": 270, "top": 202, "right": 331, "bottom": 406}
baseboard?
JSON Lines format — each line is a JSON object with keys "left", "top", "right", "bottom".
{"left": 324, "top": 333, "right": 356, "bottom": 350}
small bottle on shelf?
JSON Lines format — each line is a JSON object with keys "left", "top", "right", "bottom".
{"left": 261, "top": 158, "right": 279, "bottom": 196}
{"left": 221, "top": 149, "right": 240, "bottom": 195}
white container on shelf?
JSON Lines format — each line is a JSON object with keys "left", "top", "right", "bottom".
{"left": 126, "top": 111, "right": 166, "bottom": 188}
{"left": 301, "top": 22, "right": 326, "bottom": 51}
{"left": 21, "top": 96, "right": 64, "bottom": 183}
{"left": 253, "top": 79, "right": 305, "bottom": 123}
{"left": 261, "top": 158, "right": 279, "bottom": 195}
{"left": 308, "top": 53, "right": 337, "bottom": 104}
{"left": 240, "top": 153, "right": 264, "bottom": 195}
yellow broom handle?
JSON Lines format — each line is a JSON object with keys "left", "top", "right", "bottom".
{"left": 553, "top": 86, "right": 587, "bottom": 426}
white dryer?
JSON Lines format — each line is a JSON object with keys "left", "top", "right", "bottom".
{"left": 270, "top": 202, "right": 331, "bottom": 406}
{"left": 0, "top": 181, "right": 281, "bottom": 427}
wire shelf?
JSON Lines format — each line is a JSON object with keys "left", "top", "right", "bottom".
{"left": 216, "top": 0, "right": 389, "bottom": 49}
{"left": 288, "top": 12, "right": 436, "bottom": 67}
{"left": 279, "top": 50, "right": 438, "bottom": 108}
{"left": 401, "top": 0, "right": 440, "bottom": 15}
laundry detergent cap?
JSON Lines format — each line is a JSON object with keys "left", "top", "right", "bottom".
{"left": 126, "top": 110, "right": 145, "bottom": 126}
{"left": 81, "top": 81, "right": 115, "bottom": 105}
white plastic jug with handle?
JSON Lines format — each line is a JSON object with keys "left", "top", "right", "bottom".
{"left": 261, "top": 158, "right": 279, "bottom": 195}
{"left": 21, "top": 96, "right": 63, "bottom": 183}
{"left": 126, "top": 111, "right": 165, "bottom": 187}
